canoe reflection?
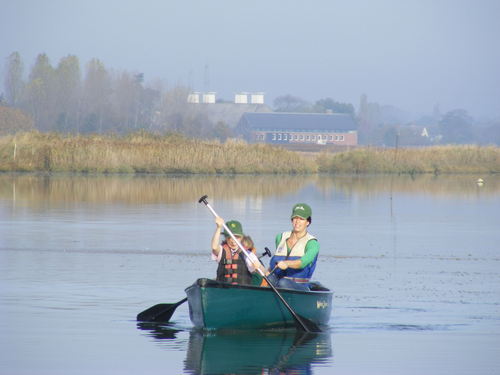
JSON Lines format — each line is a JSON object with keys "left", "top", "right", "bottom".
{"left": 137, "top": 323, "right": 332, "bottom": 374}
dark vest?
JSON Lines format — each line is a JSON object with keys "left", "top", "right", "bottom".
{"left": 216, "top": 243, "right": 253, "bottom": 285}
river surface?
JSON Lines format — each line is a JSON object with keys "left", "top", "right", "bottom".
{"left": 0, "top": 173, "right": 499, "bottom": 374}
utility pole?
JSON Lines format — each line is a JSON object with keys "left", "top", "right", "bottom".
{"left": 203, "top": 64, "right": 210, "bottom": 92}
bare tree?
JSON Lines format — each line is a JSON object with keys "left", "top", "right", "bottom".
{"left": 273, "top": 94, "right": 311, "bottom": 112}
{"left": 4, "top": 51, "right": 25, "bottom": 107}
{"left": 54, "top": 55, "right": 81, "bottom": 132}
{"left": 156, "top": 86, "right": 214, "bottom": 137}
{"left": 111, "top": 71, "right": 141, "bottom": 131}
{"left": 82, "top": 58, "right": 111, "bottom": 133}
{"left": 25, "top": 53, "right": 56, "bottom": 131}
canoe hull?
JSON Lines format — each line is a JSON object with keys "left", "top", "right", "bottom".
{"left": 185, "top": 278, "right": 333, "bottom": 330}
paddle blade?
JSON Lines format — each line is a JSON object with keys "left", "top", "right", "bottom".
{"left": 264, "top": 276, "right": 323, "bottom": 333}
{"left": 295, "top": 314, "right": 323, "bottom": 333}
{"left": 137, "top": 303, "right": 170, "bottom": 321}
{"left": 137, "top": 298, "right": 187, "bottom": 322}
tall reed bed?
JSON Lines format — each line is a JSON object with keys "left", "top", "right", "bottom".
{"left": 316, "top": 145, "right": 500, "bottom": 174}
{"left": 0, "top": 132, "right": 316, "bottom": 174}
{"left": 1, "top": 132, "right": 499, "bottom": 174}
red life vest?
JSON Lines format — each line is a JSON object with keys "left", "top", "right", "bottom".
{"left": 216, "top": 243, "right": 253, "bottom": 285}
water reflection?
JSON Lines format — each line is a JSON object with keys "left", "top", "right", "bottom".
{"left": 0, "top": 173, "right": 312, "bottom": 207}
{"left": 137, "top": 323, "right": 332, "bottom": 375}
{"left": 137, "top": 322, "right": 183, "bottom": 340}
{"left": 315, "top": 173, "right": 500, "bottom": 198}
{"left": 1, "top": 173, "right": 498, "bottom": 208}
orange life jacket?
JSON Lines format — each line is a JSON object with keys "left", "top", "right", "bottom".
{"left": 216, "top": 243, "right": 253, "bottom": 285}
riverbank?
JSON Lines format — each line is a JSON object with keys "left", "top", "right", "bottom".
{"left": 0, "top": 132, "right": 498, "bottom": 174}
{"left": 316, "top": 145, "right": 500, "bottom": 174}
{"left": 0, "top": 132, "right": 314, "bottom": 174}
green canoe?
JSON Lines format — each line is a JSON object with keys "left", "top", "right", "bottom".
{"left": 185, "top": 278, "right": 333, "bottom": 330}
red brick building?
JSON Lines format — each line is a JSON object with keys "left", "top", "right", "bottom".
{"left": 237, "top": 112, "right": 358, "bottom": 146}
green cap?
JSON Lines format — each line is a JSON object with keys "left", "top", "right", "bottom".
{"left": 222, "top": 220, "right": 244, "bottom": 237}
{"left": 291, "top": 203, "right": 312, "bottom": 220}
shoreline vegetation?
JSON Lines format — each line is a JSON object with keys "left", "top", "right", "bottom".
{"left": 0, "top": 132, "right": 498, "bottom": 174}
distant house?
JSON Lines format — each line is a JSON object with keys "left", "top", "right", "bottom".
{"left": 237, "top": 112, "right": 358, "bottom": 146}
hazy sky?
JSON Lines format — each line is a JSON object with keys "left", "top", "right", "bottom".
{"left": 1, "top": 0, "right": 499, "bottom": 118}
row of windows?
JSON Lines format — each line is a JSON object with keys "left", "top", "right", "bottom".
{"left": 256, "top": 133, "right": 345, "bottom": 142}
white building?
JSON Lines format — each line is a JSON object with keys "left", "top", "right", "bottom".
{"left": 234, "top": 93, "right": 249, "bottom": 104}
{"left": 202, "top": 92, "right": 216, "bottom": 104}
{"left": 187, "top": 92, "right": 201, "bottom": 104}
{"left": 250, "top": 92, "right": 264, "bottom": 104}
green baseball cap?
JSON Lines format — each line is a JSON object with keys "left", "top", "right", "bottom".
{"left": 222, "top": 220, "right": 244, "bottom": 237}
{"left": 291, "top": 203, "right": 312, "bottom": 220}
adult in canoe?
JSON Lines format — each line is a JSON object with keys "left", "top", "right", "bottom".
{"left": 267, "top": 203, "right": 319, "bottom": 291}
{"left": 211, "top": 216, "right": 257, "bottom": 285}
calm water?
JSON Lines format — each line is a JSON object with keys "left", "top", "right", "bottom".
{"left": 1, "top": 173, "right": 499, "bottom": 374}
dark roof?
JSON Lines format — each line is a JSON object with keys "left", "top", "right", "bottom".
{"left": 203, "top": 103, "right": 272, "bottom": 128}
{"left": 239, "top": 112, "right": 357, "bottom": 131}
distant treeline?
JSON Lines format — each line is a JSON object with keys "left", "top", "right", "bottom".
{"left": 2, "top": 52, "right": 500, "bottom": 147}
{"left": 0, "top": 132, "right": 498, "bottom": 174}
{"left": 273, "top": 94, "right": 500, "bottom": 147}
{"left": 2, "top": 52, "right": 232, "bottom": 139}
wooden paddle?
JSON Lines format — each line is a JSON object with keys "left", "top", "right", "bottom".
{"left": 137, "top": 297, "right": 187, "bottom": 322}
{"left": 198, "top": 194, "right": 322, "bottom": 333}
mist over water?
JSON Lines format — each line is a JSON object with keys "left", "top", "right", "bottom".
{"left": 1, "top": 173, "right": 499, "bottom": 374}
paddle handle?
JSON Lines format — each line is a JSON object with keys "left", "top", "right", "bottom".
{"left": 199, "top": 195, "right": 276, "bottom": 278}
{"left": 259, "top": 246, "right": 272, "bottom": 259}
{"left": 198, "top": 195, "right": 259, "bottom": 266}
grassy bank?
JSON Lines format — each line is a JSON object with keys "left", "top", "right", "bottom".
{"left": 0, "top": 132, "right": 315, "bottom": 174}
{"left": 316, "top": 145, "right": 500, "bottom": 174}
{"left": 0, "top": 132, "right": 499, "bottom": 174}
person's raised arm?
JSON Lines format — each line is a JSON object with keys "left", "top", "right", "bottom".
{"left": 211, "top": 216, "right": 225, "bottom": 256}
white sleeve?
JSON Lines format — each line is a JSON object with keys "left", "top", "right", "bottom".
{"left": 243, "top": 250, "right": 258, "bottom": 273}
{"left": 211, "top": 246, "right": 223, "bottom": 262}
